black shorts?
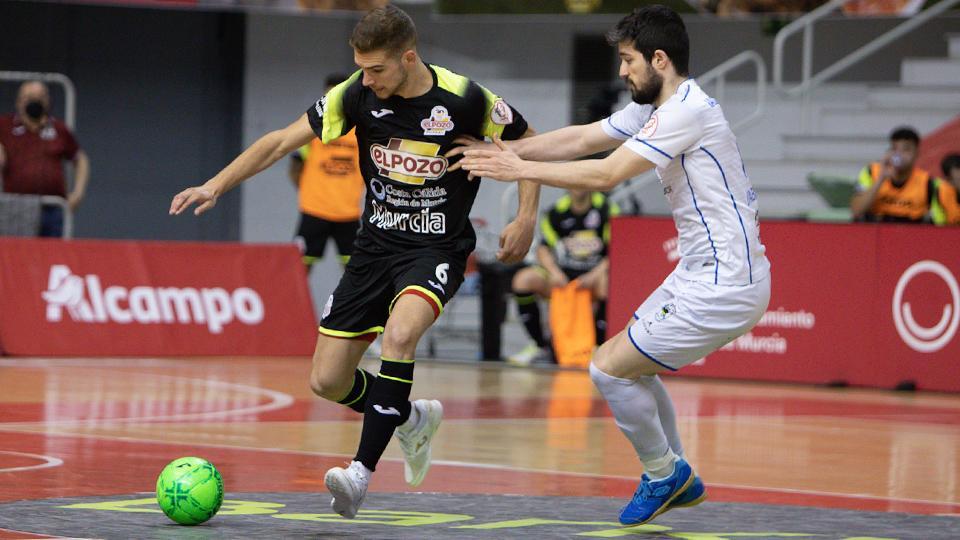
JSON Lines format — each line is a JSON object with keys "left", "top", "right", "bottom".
{"left": 318, "top": 247, "right": 467, "bottom": 339}
{"left": 295, "top": 213, "right": 359, "bottom": 261}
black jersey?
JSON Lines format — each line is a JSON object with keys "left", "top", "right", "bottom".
{"left": 540, "top": 192, "right": 620, "bottom": 272}
{"left": 306, "top": 64, "right": 528, "bottom": 255}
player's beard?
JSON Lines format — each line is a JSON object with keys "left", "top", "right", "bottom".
{"left": 627, "top": 64, "right": 663, "bottom": 105}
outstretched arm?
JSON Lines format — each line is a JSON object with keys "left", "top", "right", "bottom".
{"left": 448, "top": 121, "right": 621, "bottom": 168}
{"left": 462, "top": 135, "right": 654, "bottom": 192}
{"left": 511, "top": 121, "right": 622, "bottom": 161}
{"left": 170, "top": 114, "right": 315, "bottom": 216}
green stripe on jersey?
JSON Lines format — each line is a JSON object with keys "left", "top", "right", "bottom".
{"left": 432, "top": 65, "right": 470, "bottom": 97}
{"left": 478, "top": 84, "right": 506, "bottom": 139}
{"left": 321, "top": 70, "right": 362, "bottom": 144}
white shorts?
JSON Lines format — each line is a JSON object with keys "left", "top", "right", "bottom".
{"left": 627, "top": 271, "right": 771, "bottom": 371}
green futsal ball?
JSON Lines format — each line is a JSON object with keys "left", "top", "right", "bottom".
{"left": 156, "top": 456, "right": 224, "bottom": 525}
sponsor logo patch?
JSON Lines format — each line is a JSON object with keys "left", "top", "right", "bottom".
{"left": 490, "top": 99, "right": 513, "bottom": 126}
{"left": 314, "top": 96, "right": 326, "bottom": 119}
{"left": 640, "top": 114, "right": 658, "bottom": 138}
{"left": 421, "top": 106, "right": 454, "bottom": 136}
{"left": 370, "top": 138, "right": 448, "bottom": 185}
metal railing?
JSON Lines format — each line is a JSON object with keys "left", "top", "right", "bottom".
{"left": 41, "top": 196, "right": 73, "bottom": 239}
{"left": 697, "top": 50, "right": 767, "bottom": 132}
{"left": 1, "top": 71, "right": 78, "bottom": 238}
{"left": 772, "top": 0, "right": 959, "bottom": 131}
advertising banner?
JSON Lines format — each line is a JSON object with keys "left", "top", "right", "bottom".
{"left": 609, "top": 218, "right": 960, "bottom": 391}
{"left": 0, "top": 238, "right": 316, "bottom": 357}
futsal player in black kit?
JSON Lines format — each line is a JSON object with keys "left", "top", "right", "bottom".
{"left": 169, "top": 5, "right": 538, "bottom": 518}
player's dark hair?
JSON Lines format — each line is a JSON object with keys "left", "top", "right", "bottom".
{"left": 349, "top": 5, "right": 417, "bottom": 55}
{"left": 607, "top": 5, "right": 689, "bottom": 76}
{"left": 942, "top": 153, "right": 960, "bottom": 177}
{"left": 325, "top": 73, "right": 349, "bottom": 88}
{"left": 889, "top": 126, "right": 920, "bottom": 146}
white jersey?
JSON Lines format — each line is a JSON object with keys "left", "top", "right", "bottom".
{"left": 602, "top": 79, "right": 770, "bottom": 286}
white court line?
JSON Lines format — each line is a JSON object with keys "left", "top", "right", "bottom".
{"left": 0, "top": 360, "right": 294, "bottom": 425}
{"left": 0, "top": 450, "right": 63, "bottom": 473}
{"left": 1, "top": 427, "right": 957, "bottom": 510}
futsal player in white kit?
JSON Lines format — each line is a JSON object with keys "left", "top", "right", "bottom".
{"left": 455, "top": 4, "right": 771, "bottom": 526}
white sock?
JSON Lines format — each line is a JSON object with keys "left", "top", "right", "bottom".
{"left": 589, "top": 363, "right": 675, "bottom": 468}
{"left": 639, "top": 375, "right": 685, "bottom": 459}
{"left": 399, "top": 401, "right": 420, "bottom": 431}
{"left": 349, "top": 460, "right": 372, "bottom": 481}
{"left": 644, "top": 451, "right": 677, "bottom": 481}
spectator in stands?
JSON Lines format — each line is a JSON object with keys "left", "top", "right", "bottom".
{"left": 287, "top": 74, "right": 364, "bottom": 271}
{"left": 0, "top": 81, "right": 89, "bottom": 237}
{"left": 937, "top": 154, "right": 960, "bottom": 225}
{"left": 508, "top": 190, "right": 618, "bottom": 366}
{"left": 850, "top": 126, "right": 958, "bottom": 225}
{"left": 942, "top": 154, "right": 960, "bottom": 194}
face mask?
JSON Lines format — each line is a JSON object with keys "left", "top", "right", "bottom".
{"left": 24, "top": 100, "right": 46, "bottom": 120}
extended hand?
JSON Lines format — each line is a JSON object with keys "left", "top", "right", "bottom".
{"left": 170, "top": 186, "right": 218, "bottom": 216}
{"left": 497, "top": 217, "right": 535, "bottom": 263}
{"left": 445, "top": 135, "right": 495, "bottom": 172}
{"left": 460, "top": 134, "right": 526, "bottom": 182}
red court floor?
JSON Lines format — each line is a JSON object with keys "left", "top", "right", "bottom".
{"left": 1, "top": 356, "right": 958, "bottom": 521}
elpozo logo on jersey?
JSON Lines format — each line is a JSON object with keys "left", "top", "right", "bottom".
{"left": 421, "top": 105, "right": 454, "bottom": 136}
{"left": 370, "top": 138, "right": 448, "bottom": 186}
{"left": 41, "top": 264, "right": 265, "bottom": 334}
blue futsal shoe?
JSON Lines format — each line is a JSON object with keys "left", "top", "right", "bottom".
{"left": 668, "top": 475, "right": 706, "bottom": 508}
{"left": 618, "top": 459, "right": 694, "bottom": 526}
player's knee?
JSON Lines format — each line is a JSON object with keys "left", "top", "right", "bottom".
{"left": 590, "top": 342, "right": 613, "bottom": 374}
{"left": 309, "top": 369, "right": 349, "bottom": 401}
{"left": 512, "top": 268, "right": 533, "bottom": 291}
{"left": 517, "top": 267, "right": 547, "bottom": 292}
{"left": 380, "top": 323, "right": 418, "bottom": 355}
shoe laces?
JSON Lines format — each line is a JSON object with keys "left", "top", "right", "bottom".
{"left": 632, "top": 481, "right": 655, "bottom": 503}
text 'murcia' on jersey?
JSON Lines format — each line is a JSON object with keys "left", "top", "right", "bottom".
{"left": 307, "top": 65, "right": 529, "bottom": 256}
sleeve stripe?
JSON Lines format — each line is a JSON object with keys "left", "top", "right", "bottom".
{"left": 605, "top": 117, "right": 632, "bottom": 139}
{"left": 633, "top": 138, "right": 673, "bottom": 160}
{"left": 321, "top": 70, "right": 362, "bottom": 144}
{"left": 540, "top": 215, "right": 559, "bottom": 247}
{"left": 479, "top": 84, "right": 506, "bottom": 139}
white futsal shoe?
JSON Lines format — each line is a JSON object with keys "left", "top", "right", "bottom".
{"left": 396, "top": 399, "right": 444, "bottom": 487}
{"left": 325, "top": 460, "right": 369, "bottom": 519}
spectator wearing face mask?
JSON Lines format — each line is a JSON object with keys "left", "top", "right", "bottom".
{"left": 0, "top": 80, "right": 90, "bottom": 237}
{"left": 850, "top": 126, "right": 957, "bottom": 224}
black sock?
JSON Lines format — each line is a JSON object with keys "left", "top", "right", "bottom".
{"left": 594, "top": 300, "right": 607, "bottom": 345}
{"left": 515, "top": 292, "right": 547, "bottom": 347}
{"left": 354, "top": 357, "right": 414, "bottom": 471}
{"left": 337, "top": 368, "right": 374, "bottom": 413}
